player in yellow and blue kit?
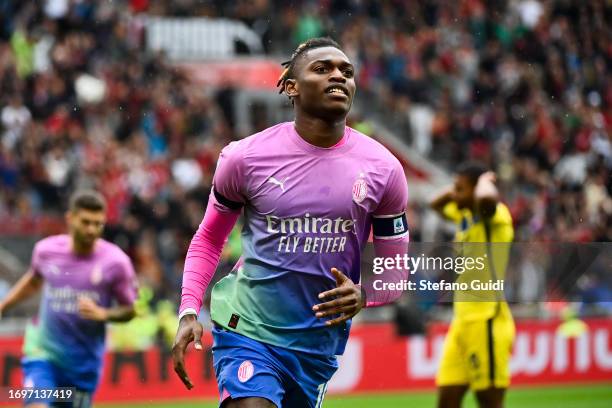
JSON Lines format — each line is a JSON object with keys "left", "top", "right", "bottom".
{"left": 430, "top": 162, "right": 515, "bottom": 408}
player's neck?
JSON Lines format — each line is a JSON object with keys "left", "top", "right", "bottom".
{"left": 293, "top": 113, "right": 346, "bottom": 148}
{"left": 71, "top": 239, "right": 95, "bottom": 256}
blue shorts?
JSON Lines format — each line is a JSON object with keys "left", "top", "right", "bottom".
{"left": 212, "top": 325, "right": 338, "bottom": 408}
{"left": 21, "top": 360, "right": 93, "bottom": 408}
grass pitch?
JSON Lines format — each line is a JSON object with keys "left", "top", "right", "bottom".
{"left": 97, "top": 383, "right": 612, "bottom": 407}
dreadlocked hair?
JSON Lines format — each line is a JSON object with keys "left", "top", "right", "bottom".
{"left": 277, "top": 37, "right": 342, "bottom": 96}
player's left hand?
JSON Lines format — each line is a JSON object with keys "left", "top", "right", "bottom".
{"left": 479, "top": 171, "right": 497, "bottom": 184}
{"left": 313, "top": 267, "right": 365, "bottom": 326}
{"left": 78, "top": 297, "right": 108, "bottom": 321}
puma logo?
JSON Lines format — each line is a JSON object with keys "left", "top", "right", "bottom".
{"left": 267, "top": 176, "right": 290, "bottom": 192}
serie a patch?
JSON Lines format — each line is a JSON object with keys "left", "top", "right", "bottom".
{"left": 372, "top": 212, "right": 409, "bottom": 239}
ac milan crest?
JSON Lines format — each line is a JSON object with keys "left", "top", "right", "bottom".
{"left": 90, "top": 264, "right": 103, "bottom": 285}
{"left": 352, "top": 177, "right": 368, "bottom": 203}
{"left": 238, "top": 360, "right": 254, "bottom": 383}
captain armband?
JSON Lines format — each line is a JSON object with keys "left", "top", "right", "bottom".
{"left": 372, "top": 212, "right": 409, "bottom": 240}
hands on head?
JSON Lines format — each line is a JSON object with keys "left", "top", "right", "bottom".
{"left": 478, "top": 171, "right": 497, "bottom": 185}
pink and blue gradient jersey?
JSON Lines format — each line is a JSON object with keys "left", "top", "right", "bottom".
{"left": 208, "top": 122, "right": 408, "bottom": 356}
{"left": 23, "top": 235, "right": 137, "bottom": 390}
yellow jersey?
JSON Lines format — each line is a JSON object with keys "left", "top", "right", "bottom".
{"left": 442, "top": 201, "right": 514, "bottom": 321}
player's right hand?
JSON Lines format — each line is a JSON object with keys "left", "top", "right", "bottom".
{"left": 172, "top": 314, "right": 204, "bottom": 390}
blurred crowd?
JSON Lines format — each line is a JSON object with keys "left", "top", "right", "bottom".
{"left": 201, "top": 0, "right": 611, "bottom": 242}
{"left": 0, "top": 0, "right": 610, "bottom": 302}
{"left": 229, "top": 0, "right": 610, "bottom": 242}
{"left": 0, "top": 0, "right": 238, "bottom": 301}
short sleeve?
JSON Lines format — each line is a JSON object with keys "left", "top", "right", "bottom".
{"left": 374, "top": 159, "right": 408, "bottom": 216}
{"left": 29, "top": 243, "right": 43, "bottom": 278}
{"left": 442, "top": 201, "right": 463, "bottom": 222}
{"left": 111, "top": 254, "right": 138, "bottom": 306}
{"left": 490, "top": 203, "right": 512, "bottom": 226}
{"left": 212, "top": 141, "right": 246, "bottom": 211}
{"left": 489, "top": 203, "right": 514, "bottom": 242}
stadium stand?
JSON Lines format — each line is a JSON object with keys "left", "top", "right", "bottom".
{"left": 0, "top": 0, "right": 610, "bottom": 307}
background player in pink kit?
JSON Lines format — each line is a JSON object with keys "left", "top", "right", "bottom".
{"left": 172, "top": 38, "right": 410, "bottom": 408}
{"left": 0, "top": 191, "right": 138, "bottom": 408}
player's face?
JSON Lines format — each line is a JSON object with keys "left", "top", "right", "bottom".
{"left": 291, "top": 47, "right": 356, "bottom": 119}
{"left": 67, "top": 209, "right": 106, "bottom": 247}
{"left": 454, "top": 175, "right": 475, "bottom": 209}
